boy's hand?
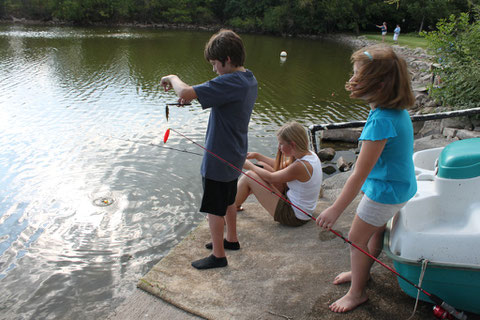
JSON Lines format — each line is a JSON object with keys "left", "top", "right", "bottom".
{"left": 160, "top": 75, "right": 196, "bottom": 104}
{"left": 160, "top": 75, "right": 174, "bottom": 92}
{"left": 177, "top": 97, "right": 192, "bottom": 105}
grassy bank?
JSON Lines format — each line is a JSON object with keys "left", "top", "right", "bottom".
{"left": 363, "top": 32, "right": 428, "bottom": 49}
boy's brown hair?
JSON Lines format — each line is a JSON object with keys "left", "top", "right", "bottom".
{"left": 346, "top": 44, "right": 415, "bottom": 110}
{"left": 204, "top": 29, "right": 246, "bottom": 67}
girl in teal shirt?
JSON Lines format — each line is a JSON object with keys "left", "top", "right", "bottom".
{"left": 316, "top": 44, "right": 417, "bottom": 313}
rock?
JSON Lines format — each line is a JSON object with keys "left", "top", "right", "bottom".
{"left": 420, "top": 74, "right": 432, "bottom": 82}
{"left": 424, "top": 99, "right": 438, "bottom": 109}
{"left": 317, "top": 147, "right": 336, "bottom": 162}
{"left": 322, "top": 165, "right": 336, "bottom": 175}
{"left": 337, "top": 156, "right": 353, "bottom": 172}
{"left": 414, "top": 135, "right": 458, "bottom": 152}
{"left": 456, "top": 129, "right": 480, "bottom": 140}
{"left": 321, "top": 128, "right": 362, "bottom": 143}
{"left": 442, "top": 127, "right": 457, "bottom": 139}
{"left": 470, "top": 116, "right": 480, "bottom": 128}
{"left": 417, "top": 120, "right": 443, "bottom": 137}
{"left": 414, "top": 93, "right": 427, "bottom": 104}
{"left": 412, "top": 121, "right": 425, "bottom": 135}
{"left": 441, "top": 117, "right": 473, "bottom": 130}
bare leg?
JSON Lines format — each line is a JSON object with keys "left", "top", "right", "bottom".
{"left": 332, "top": 224, "right": 385, "bottom": 285}
{"left": 208, "top": 214, "right": 226, "bottom": 258}
{"left": 235, "top": 175, "right": 251, "bottom": 209}
{"left": 224, "top": 204, "right": 238, "bottom": 243}
{"left": 329, "top": 215, "right": 384, "bottom": 313}
{"left": 242, "top": 171, "right": 280, "bottom": 217}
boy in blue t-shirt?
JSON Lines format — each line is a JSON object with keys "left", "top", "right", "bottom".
{"left": 160, "top": 29, "right": 258, "bottom": 269}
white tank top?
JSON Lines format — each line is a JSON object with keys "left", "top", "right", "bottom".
{"left": 286, "top": 151, "right": 323, "bottom": 220}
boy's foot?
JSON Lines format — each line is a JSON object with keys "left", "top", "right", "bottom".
{"left": 329, "top": 292, "right": 369, "bottom": 313}
{"left": 332, "top": 271, "right": 370, "bottom": 285}
{"left": 237, "top": 206, "right": 244, "bottom": 212}
{"left": 205, "top": 239, "right": 240, "bottom": 250}
{"left": 191, "top": 254, "right": 227, "bottom": 269}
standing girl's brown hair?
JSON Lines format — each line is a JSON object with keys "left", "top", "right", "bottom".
{"left": 346, "top": 44, "right": 415, "bottom": 110}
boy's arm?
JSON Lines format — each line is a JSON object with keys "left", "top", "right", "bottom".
{"left": 160, "top": 75, "right": 197, "bottom": 103}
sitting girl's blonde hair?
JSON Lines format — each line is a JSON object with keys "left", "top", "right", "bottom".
{"left": 274, "top": 121, "right": 310, "bottom": 170}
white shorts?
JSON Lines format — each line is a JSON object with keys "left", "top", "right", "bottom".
{"left": 382, "top": 31, "right": 387, "bottom": 36}
{"left": 357, "top": 195, "right": 406, "bottom": 227}
{"left": 393, "top": 33, "right": 399, "bottom": 41}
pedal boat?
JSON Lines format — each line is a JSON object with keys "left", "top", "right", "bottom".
{"left": 384, "top": 138, "right": 480, "bottom": 315}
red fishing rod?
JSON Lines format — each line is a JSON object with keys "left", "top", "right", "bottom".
{"left": 166, "top": 127, "right": 468, "bottom": 320}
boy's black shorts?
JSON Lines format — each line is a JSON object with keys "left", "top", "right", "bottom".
{"left": 200, "top": 177, "right": 238, "bottom": 217}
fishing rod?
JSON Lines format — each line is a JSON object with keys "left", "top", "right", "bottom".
{"left": 99, "top": 133, "right": 202, "bottom": 156}
{"left": 167, "top": 127, "right": 467, "bottom": 320}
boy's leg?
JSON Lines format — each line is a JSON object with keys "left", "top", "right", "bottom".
{"left": 193, "top": 177, "right": 234, "bottom": 269}
{"left": 209, "top": 214, "right": 226, "bottom": 258}
{"left": 330, "top": 215, "right": 381, "bottom": 313}
{"left": 204, "top": 205, "right": 240, "bottom": 250}
{"left": 191, "top": 214, "right": 228, "bottom": 269}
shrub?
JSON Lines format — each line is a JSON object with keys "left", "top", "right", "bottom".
{"left": 422, "top": 8, "right": 480, "bottom": 109}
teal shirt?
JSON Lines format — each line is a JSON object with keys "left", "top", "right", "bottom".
{"left": 360, "top": 108, "right": 417, "bottom": 204}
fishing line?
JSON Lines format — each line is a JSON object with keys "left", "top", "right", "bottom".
{"left": 99, "top": 134, "right": 202, "bottom": 156}
{"left": 165, "top": 103, "right": 192, "bottom": 122}
{"left": 168, "top": 128, "right": 467, "bottom": 320}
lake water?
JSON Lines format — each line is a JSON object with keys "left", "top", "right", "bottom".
{"left": 0, "top": 25, "right": 369, "bottom": 319}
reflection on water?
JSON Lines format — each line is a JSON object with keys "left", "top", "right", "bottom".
{"left": 0, "top": 25, "right": 369, "bottom": 319}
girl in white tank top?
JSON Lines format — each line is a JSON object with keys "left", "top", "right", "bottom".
{"left": 235, "top": 122, "right": 323, "bottom": 226}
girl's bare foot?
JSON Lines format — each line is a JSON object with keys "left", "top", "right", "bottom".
{"left": 329, "top": 292, "right": 368, "bottom": 313}
{"left": 332, "top": 271, "right": 351, "bottom": 285}
{"left": 333, "top": 271, "right": 370, "bottom": 285}
{"left": 237, "top": 206, "right": 244, "bottom": 212}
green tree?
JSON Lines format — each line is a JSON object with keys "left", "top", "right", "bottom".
{"left": 423, "top": 9, "right": 480, "bottom": 108}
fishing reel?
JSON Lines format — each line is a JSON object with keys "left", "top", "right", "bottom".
{"left": 433, "top": 305, "right": 453, "bottom": 319}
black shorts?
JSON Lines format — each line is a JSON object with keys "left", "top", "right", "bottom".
{"left": 200, "top": 177, "right": 238, "bottom": 217}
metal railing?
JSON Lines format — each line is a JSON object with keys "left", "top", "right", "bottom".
{"left": 309, "top": 107, "right": 480, "bottom": 153}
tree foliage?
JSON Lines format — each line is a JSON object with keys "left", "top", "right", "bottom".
{"left": 422, "top": 8, "right": 480, "bottom": 108}
{"left": 1, "top": 0, "right": 479, "bottom": 36}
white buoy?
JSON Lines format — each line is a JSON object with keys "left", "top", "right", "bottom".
{"left": 280, "top": 51, "right": 287, "bottom": 57}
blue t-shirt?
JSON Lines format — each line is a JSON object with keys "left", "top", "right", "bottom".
{"left": 193, "top": 70, "right": 257, "bottom": 182}
{"left": 359, "top": 108, "right": 417, "bottom": 204}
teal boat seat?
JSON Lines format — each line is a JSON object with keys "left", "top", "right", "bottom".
{"left": 437, "top": 138, "right": 480, "bottom": 179}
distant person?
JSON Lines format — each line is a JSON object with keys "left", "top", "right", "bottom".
{"left": 376, "top": 22, "right": 387, "bottom": 42}
{"left": 316, "top": 44, "right": 417, "bottom": 313}
{"left": 233, "top": 122, "right": 322, "bottom": 227}
{"left": 160, "top": 29, "right": 258, "bottom": 269}
{"left": 393, "top": 24, "right": 401, "bottom": 44}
